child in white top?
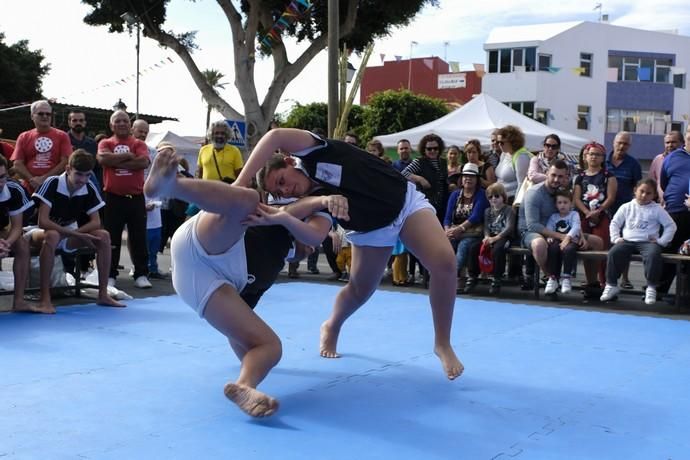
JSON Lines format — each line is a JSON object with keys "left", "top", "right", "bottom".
{"left": 544, "top": 190, "right": 581, "bottom": 294}
{"left": 601, "top": 178, "right": 677, "bottom": 305}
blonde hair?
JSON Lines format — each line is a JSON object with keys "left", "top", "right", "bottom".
{"left": 486, "top": 182, "right": 508, "bottom": 202}
{"left": 156, "top": 141, "right": 177, "bottom": 154}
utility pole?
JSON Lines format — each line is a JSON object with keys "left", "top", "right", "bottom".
{"left": 408, "top": 41, "right": 417, "bottom": 91}
{"left": 443, "top": 41, "right": 449, "bottom": 61}
{"left": 327, "top": 0, "right": 339, "bottom": 137}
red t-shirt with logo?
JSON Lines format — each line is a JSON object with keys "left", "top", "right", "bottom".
{"left": 10, "top": 127, "right": 72, "bottom": 179}
{"left": 98, "top": 135, "right": 149, "bottom": 195}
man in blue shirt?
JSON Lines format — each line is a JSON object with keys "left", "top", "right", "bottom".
{"left": 658, "top": 129, "right": 690, "bottom": 297}
{"left": 392, "top": 139, "right": 413, "bottom": 172}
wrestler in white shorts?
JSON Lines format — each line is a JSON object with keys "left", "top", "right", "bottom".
{"left": 346, "top": 182, "right": 435, "bottom": 247}
{"left": 170, "top": 212, "right": 250, "bottom": 317}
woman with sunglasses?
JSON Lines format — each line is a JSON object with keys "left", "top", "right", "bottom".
{"left": 528, "top": 134, "right": 574, "bottom": 184}
{"left": 402, "top": 133, "right": 449, "bottom": 223}
{"left": 495, "top": 125, "right": 532, "bottom": 203}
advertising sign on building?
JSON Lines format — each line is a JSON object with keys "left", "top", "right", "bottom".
{"left": 437, "top": 73, "right": 467, "bottom": 89}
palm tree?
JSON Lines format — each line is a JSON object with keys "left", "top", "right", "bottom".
{"left": 201, "top": 69, "right": 227, "bottom": 132}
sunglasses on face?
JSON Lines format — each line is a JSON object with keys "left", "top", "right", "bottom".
{"left": 489, "top": 194, "right": 502, "bottom": 199}
{"left": 544, "top": 143, "right": 559, "bottom": 149}
{"left": 425, "top": 146, "right": 439, "bottom": 151}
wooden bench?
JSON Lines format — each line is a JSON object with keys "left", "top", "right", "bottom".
{"left": 506, "top": 247, "right": 690, "bottom": 309}
{"left": 0, "top": 247, "right": 96, "bottom": 298}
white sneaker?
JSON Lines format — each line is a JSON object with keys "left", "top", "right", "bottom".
{"left": 544, "top": 277, "right": 559, "bottom": 294}
{"left": 561, "top": 277, "right": 572, "bottom": 294}
{"left": 134, "top": 276, "right": 152, "bottom": 289}
{"left": 644, "top": 286, "right": 657, "bottom": 305}
{"left": 600, "top": 284, "right": 620, "bottom": 301}
{"left": 108, "top": 277, "right": 116, "bottom": 288}
{"left": 128, "top": 267, "right": 135, "bottom": 277}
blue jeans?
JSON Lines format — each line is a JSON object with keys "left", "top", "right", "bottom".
{"left": 455, "top": 236, "right": 481, "bottom": 277}
{"left": 147, "top": 227, "right": 162, "bottom": 274}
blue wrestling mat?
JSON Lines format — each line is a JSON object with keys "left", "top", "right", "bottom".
{"left": 2, "top": 283, "right": 690, "bottom": 459}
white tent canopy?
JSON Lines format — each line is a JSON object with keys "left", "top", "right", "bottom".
{"left": 146, "top": 130, "right": 202, "bottom": 176}
{"left": 375, "top": 93, "right": 589, "bottom": 154}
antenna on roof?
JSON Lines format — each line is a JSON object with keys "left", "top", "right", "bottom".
{"left": 593, "top": 3, "right": 603, "bottom": 22}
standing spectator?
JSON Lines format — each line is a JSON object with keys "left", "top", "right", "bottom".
{"left": 97, "top": 110, "right": 151, "bottom": 288}
{"left": 392, "top": 139, "right": 413, "bottom": 172}
{"left": 67, "top": 110, "right": 101, "bottom": 189}
{"left": 1, "top": 138, "right": 14, "bottom": 161}
{"left": 601, "top": 179, "right": 677, "bottom": 305}
{"left": 658, "top": 128, "right": 690, "bottom": 298}
{"left": 196, "top": 121, "right": 243, "bottom": 183}
{"left": 465, "top": 139, "right": 496, "bottom": 189}
{"left": 485, "top": 129, "right": 501, "bottom": 169}
{"left": 446, "top": 145, "right": 463, "bottom": 176}
{"left": 649, "top": 131, "right": 682, "bottom": 207}
{"left": 482, "top": 183, "right": 515, "bottom": 295}
{"left": 10, "top": 100, "right": 71, "bottom": 194}
{"left": 495, "top": 125, "right": 532, "bottom": 202}
{"left": 443, "top": 163, "right": 489, "bottom": 293}
{"left": 528, "top": 134, "right": 574, "bottom": 185}
{"left": 606, "top": 131, "right": 642, "bottom": 289}
{"left": 573, "top": 142, "right": 617, "bottom": 287}
{"left": 544, "top": 190, "right": 581, "bottom": 294}
{"left": 29, "top": 150, "right": 124, "bottom": 313}
{"left": 0, "top": 156, "right": 36, "bottom": 313}
{"left": 343, "top": 132, "right": 359, "bottom": 146}
{"left": 365, "top": 139, "right": 391, "bottom": 164}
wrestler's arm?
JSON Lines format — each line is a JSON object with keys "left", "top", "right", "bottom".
{"left": 234, "top": 128, "right": 317, "bottom": 188}
{"left": 245, "top": 203, "right": 330, "bottom": 247}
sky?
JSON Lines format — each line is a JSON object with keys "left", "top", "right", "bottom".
{"left": 4, "top": 0, "right": 690, "bottom": 136}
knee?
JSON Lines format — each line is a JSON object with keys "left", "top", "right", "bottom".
{"left": 531, "top": 238, "right": 546, "bottom": 256}
{"left": 427, "top": 247, "right": 457, "bottom": 278}
{"left": 235, "top": 188, "right": 260, "bottom": 215}
{"left": 42, "top": 231, "right": 60, "bottom": 250}
{"left": 95, "top": 229, "right": 111, "bottom": 246}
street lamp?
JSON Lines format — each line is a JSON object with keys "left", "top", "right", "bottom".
{"left": 346, "top": 61, "right": 356, "bottom": 83}
{"left": 408, "top": 41, "right": 418, "bottom": 90}
{"left": 121, "top": 11, "right": 141, "bottom": 119}
{"left": 113, "top": 99, "right": 128, "bottom": 111}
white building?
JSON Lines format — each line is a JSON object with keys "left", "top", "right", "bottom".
{"left": 482, "top": 20, "right": 690, "bottom": 159}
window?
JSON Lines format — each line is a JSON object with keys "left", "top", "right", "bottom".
{"left": 674, "top": 73, "right": 686, "bottom": 88}
{"left": 536, "top": 108, "right": 550, "bottom": 125}
{"left": 525, "top": 47, "right": 536, "bottom": 71}
{"left": 488, "top": 50, "right": 498, "bottom": 73}
{"left": 538, "top": 54, "right": 552, "bottom": 71}
{"left": 512, "top": 48, "right": 524, "bottom": 68}
{"left": 580, "top": 53, "right": 593, "bottom": 77}
{"left": 505, "top": 101, "right": 537, "bottom": 119}
{"left": 607, "top": 109, "right": 672, "bottom": 134}
{"left": 500, "top": 48, "right": 511, "bottom": 73}
{"left": 577, "top": 105, "right": 591, "bottom": 130}
{"left": 671, "top": 121, "right": 684, "bottom": 132}
{"left": 608, "top": 54, "right": 676, "bottom": 83}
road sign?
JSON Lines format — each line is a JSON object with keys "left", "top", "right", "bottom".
{"left": 225, "top": 119, "right": 246, "bottom": 148}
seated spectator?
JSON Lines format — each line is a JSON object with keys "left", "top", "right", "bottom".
{"left": 446, "top": 145, "right": 463, "bottom": 177}
{"left": 0, "top": 156, "right": 36, "bottom": 312}
{"left": 544, "top": 190, "right": 581, "bottom": 294}
{"left": 444, "top": 163, "right": 489, "bottom": 293}
{"left": 29, "top": 150, "right": 125, "bottom": 313}
{"left": 518, "top": 160, "right": 603, "bottom": 294}
{"left": 495, "top": 125, "right": 531, "bottom": 202}
{"left": 482, "top": 182, "right": 515, "bottom": 295}
{"left": 601, "top": 178, "right": 677, "bottom": 305}
{"left": 464, "top": 139, "right": 496, "bottom": 189}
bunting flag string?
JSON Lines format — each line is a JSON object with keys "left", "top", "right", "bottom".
{"left": 55, "top": 56, "right": 178, "bottom": 100}
{"left": 257, "top": 0, "right": 313, "bottom": 54}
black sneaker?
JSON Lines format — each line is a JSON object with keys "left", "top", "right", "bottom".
{"left": 464, "top": 277, "right": 478, "bottom": 294}
{"left": 308, "top": 267, "right": 320, "bottom": 274}
{"left": 489, "top": 280, "right": 501, "bottom": 295}
{"left": 521, "top": 277, "right": 534, "bottom": 291}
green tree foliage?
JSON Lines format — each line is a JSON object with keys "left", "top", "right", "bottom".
{"left": 283, "top": 102, "right": 364, "bottom": 135}
{"left": 358, "top": 90, "right": 449, "bottom": 143}
{"left": 81, "top": 0, "right": 437, "bottom": 144}
{"left": 0, "top": 33, "right": 50, "bottom": 104}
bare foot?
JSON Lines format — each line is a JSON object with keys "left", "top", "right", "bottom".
{"left": 144, "top": 148, "right": 178, "bottom": 198}
{"left": 319, "top": 321, "right": 341, "bottom": 358}
{"left": 13, "top": 301, "right": 56, "bottom": 314}
{"left": 223, "top": 382, "right": 279, "bottom": 417}
{"left": 97, "top": 296, "right": 126, "bottom": 308}
{"left": 435, "top": 345, "right": 464, "bottom": 380}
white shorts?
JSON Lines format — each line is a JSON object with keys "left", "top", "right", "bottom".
{"left": 346, "top": 181, "right": 435, "bottom": 247}
{"left": 170, "top": 213, "right": 249, "bottom": 318}
{"left": 24, "top": 223, "right": 80, "bottom": 253}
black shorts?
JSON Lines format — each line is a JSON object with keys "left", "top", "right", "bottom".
{"left": 240, "top": 226, "right": 292, "bottom": 309}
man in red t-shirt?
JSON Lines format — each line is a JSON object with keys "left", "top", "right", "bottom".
{"left": 10, "top": 100, "right": 71, "bottom": 193}
{"left": 97, "top": 110, "right": 152, "bottom": 288}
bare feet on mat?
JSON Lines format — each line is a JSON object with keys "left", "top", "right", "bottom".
{"left": 435, "top": 345, "right": 464, "bottom": 380}
{"left": 12, "top": 301, "right": 56, "bottom": 314}
{"left": 319, "top": 321, "right": 341, "bottom": 358}
{"left": 224, "top": 382, "right": 279, "bottom": 417}
{"left": 97, "top": 296, "right": 126, "bottom": 308}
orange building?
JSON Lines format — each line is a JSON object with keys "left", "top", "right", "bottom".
{"left": 360, "top": 56, "right": 482, "bottom": 105}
